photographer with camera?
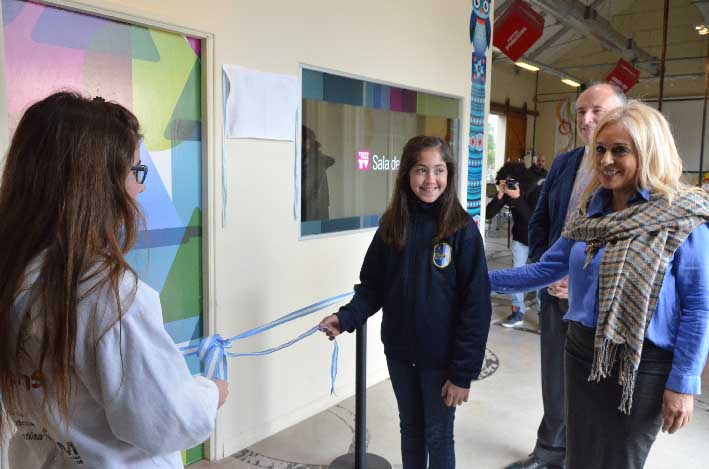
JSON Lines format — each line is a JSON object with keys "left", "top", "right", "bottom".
{"left": 486, "top": 167, "right": 544, "bottom": 328}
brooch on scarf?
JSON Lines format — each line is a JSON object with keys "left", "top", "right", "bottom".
{"left": 583, "top": 238, "right": 605, "bottom": 269}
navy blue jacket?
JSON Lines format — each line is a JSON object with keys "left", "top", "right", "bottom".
{"left": 337, "top": 201, "right": 492, "bottom": 388}
{"left": 528, "top": 146, "right": 585, "bottom": 303}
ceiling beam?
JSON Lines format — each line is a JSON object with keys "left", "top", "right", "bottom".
{"left": 494, "top": 0, "right": 514, "bottom": 14}
{"left": 691, "top": 0, "right": 709, "bottom": 24}
{"left": 527, "top": 0, "right": 660, "bottom": 75}
{"left": 527, "top": 25, "right": 570, "bottom": 60}
{"left": 638, "top": 73, "right": 704, "bottom": 82}
{"left": 527, "top": 0, "right": 603, "bottom": 61}
{"left": 557, "top": 55, "right": 707, "bottom": 70}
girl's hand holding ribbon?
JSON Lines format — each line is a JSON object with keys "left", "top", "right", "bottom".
{"left": 319, "top": 314, "right": 341, "bottom": 341}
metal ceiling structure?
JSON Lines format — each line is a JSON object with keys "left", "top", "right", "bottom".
{"left": 528, "top": 0, "right": 660, "bottom": 74}
{"left": 493, "top": 0, "right": 709, "bottom": 95}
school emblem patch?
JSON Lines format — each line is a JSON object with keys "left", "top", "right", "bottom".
{"left": 432, "top": 242, "right": 452, "bottom": 268}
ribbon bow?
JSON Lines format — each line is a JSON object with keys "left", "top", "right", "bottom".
{"left": 198, "top": 334, "right": 235, "bottom": 380}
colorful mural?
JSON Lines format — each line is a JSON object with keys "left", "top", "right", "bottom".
{"left": 1, "top": 0, "right": 204, "bottom": 463}
{"left": 468, "top": 0, "right": 491, "bottom": 223}
{"left": 555, "top": 98, "right": 575, "bottom": 155}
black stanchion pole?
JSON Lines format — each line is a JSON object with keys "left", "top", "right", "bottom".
{"left": 329, "top": 323, "right": 391, "bottom": 469}
{"left": 354, "top": 322, "right": 366, "bottom": 466}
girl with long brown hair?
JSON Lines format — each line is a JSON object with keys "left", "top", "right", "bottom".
{"left": 319, "top": 136, "right": 492, "bottom": 468}
{"left": 0, "top": 92, "right": 227, "bottom": 468}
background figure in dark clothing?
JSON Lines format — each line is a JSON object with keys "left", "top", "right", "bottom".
{"left": 529, "top": 153, "right": 547, "bottom": 179}
{"left": 486, "top": 166, "right": 544, "bottom": 327}
{"left": 494, "top": 159, "right": 526, "bottom": 184}
{"left": 301, "top": 126, "right": 335, "bottom": 221}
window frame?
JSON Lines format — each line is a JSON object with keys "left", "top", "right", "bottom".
{"left": 296, "top": 64, "right": 463, "bottom": 240}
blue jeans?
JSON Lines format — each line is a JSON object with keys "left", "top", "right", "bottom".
{"left": 387, "top": 358, "right": 456, "bottom": 469}
{"left": 511, "top": 240, "right": 529, "bottom": 314}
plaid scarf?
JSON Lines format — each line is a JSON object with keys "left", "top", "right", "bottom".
{"left": 562, "top": 189, "right": 709, "bottom": 414}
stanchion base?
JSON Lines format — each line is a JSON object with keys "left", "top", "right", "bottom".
{"left": 329, "top": 452, "right": 392, "bottom": 469}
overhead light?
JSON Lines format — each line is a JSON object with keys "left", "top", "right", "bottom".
{"left": 561, "top": 78, "right": 581, "bottom": 87}
{"left": 514, "top": 61, "right": 540, "bottom": 72}
{"left": 697, "top": 24, "right": 709, "bottom": 35}
{"left": 696, "top": 25, "right": 703, "bottom": 30}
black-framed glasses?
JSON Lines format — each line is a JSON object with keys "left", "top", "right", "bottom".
{"left": 131, "top": 164, "right": 148, "bottom": 184}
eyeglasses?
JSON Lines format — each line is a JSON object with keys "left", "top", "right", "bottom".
{"left": 131, "top": 164, "right": 148, "bottom": 184}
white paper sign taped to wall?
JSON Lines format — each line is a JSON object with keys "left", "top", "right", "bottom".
{"left": 222, "top": 64, "right": 297, "bottom": 140}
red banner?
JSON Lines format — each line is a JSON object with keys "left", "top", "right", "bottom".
{"left": 493, "top": 0, "right": 544, "bottom": 62}
{"left": 604, "top": 59, "right": 641, "bottom": 92}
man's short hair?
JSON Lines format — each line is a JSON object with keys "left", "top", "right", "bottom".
{"left": 580, "top": 81, "right": 627, "bottom": 105}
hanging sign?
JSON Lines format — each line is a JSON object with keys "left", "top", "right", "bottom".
{"left": 604, "top": 59, "right": 641, "bottom": 92}
{"left": 493, "top": 0, "right": 545, "bottom": 62}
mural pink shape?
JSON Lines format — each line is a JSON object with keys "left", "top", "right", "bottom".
{"left": 186, "top": 36, "right": 201, "bottom": 58}
{"left": 390, "top": 87, "right": 417, "bottom": 113}
{"left": 83, "top": 50, "right": 132, "bottom": 109}
{"left": 4, "top": 2, "right": 85, "bottom": 127}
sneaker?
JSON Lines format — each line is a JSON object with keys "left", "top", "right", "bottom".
{"left": 501, "top": 310, "right": 524, "bottom": 328}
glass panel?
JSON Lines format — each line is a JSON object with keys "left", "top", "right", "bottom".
{"left": 301, "top": 70, "right": 460, "bottom": 236}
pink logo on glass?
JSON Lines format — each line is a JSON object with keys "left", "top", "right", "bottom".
{"left": 357, "top": 150, "right": 370, "bottom": 171}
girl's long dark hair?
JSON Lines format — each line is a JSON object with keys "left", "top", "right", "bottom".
{"left": 0, "top": 92, "right": 142, "bottom": 435}
{"left": 380, "top": 136, "right": 470, "bottom": 250}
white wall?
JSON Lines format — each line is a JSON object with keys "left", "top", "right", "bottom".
{"left": 0, "top": 0, "right": 476, "bottom": 461}
{"left": 652, "top": 99, "right": 709, "bottom": 176}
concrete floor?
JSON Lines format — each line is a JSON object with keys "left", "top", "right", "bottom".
{"left": 193, "top": 227, "right": 709, "bottom": 469}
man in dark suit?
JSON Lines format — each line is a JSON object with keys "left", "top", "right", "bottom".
{"left": 505, "top": 83, "right": 626, "bottom": 469}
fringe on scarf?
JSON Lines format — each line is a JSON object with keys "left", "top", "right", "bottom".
{"left": 589, "top": 338, "right": 637, "bottom": 415}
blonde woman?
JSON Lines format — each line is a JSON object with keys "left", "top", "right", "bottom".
{"left": 489, "top": 100, "right": 709, "bottom": 468}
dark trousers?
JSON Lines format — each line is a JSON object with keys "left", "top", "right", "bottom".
{"left": 533, "top": 298, "right": 568, "bottom": 466}
{"left": 387, "top": 358, "right": 456, "bottom": 469}
{"left": 565, "top": 322, "right": 672, "bottom": 469}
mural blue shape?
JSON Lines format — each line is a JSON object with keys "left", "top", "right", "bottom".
{"left": 137, "top": 142, "right": 183, "bottom": 230}
{"left": 171, "top": 140, "right": 202, "bottom": 226}
{"left": 2, "top": 0, "right": 25, "bottom": 26}
{"left": 126, "top": 244, "right": 180, "bottom": 292}
{"left": 32, "top": 6, "right": 108, "bottom": 49}
{"left": 164, "top": 315, "right": 202, "bottom": 344}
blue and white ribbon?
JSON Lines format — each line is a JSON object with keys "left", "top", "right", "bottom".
{"left": 179, "top": 292, "right": 352, "bottom": 394}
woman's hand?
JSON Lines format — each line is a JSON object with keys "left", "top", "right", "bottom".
{"left": 547, "top": 277, "right": 569, "bottom": 299}
{"left": 661, "top": 389, "right": 694, "bottom": 434}
{"left": 319, "top": 314, "right": 341, "bottom": 341}
{"left": 496, "top": 180, "right": 507, "bottom": 199}
{"left": 503, "top": 183, "right": 521, "bottom": 199}
{"left": 211, "top": 379, "right": 229, "bottom": 409}
{"left": 441, "top": 380, "right": 469, "bottom": 407}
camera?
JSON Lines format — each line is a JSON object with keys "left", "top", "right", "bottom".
{"left": 506, "top": 177, "right": 518, "bottom": 190}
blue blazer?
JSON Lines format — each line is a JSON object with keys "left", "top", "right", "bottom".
{"left": 528, "top": 146, "right": 585, "bottom": 303}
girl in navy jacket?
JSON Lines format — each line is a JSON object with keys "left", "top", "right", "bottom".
{"left": 320, "top": 136, "right": 492, "bottom": 469}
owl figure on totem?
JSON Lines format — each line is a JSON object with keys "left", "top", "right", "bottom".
{"left": 470, "top": 0, "right": 491, "bottom": 84}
